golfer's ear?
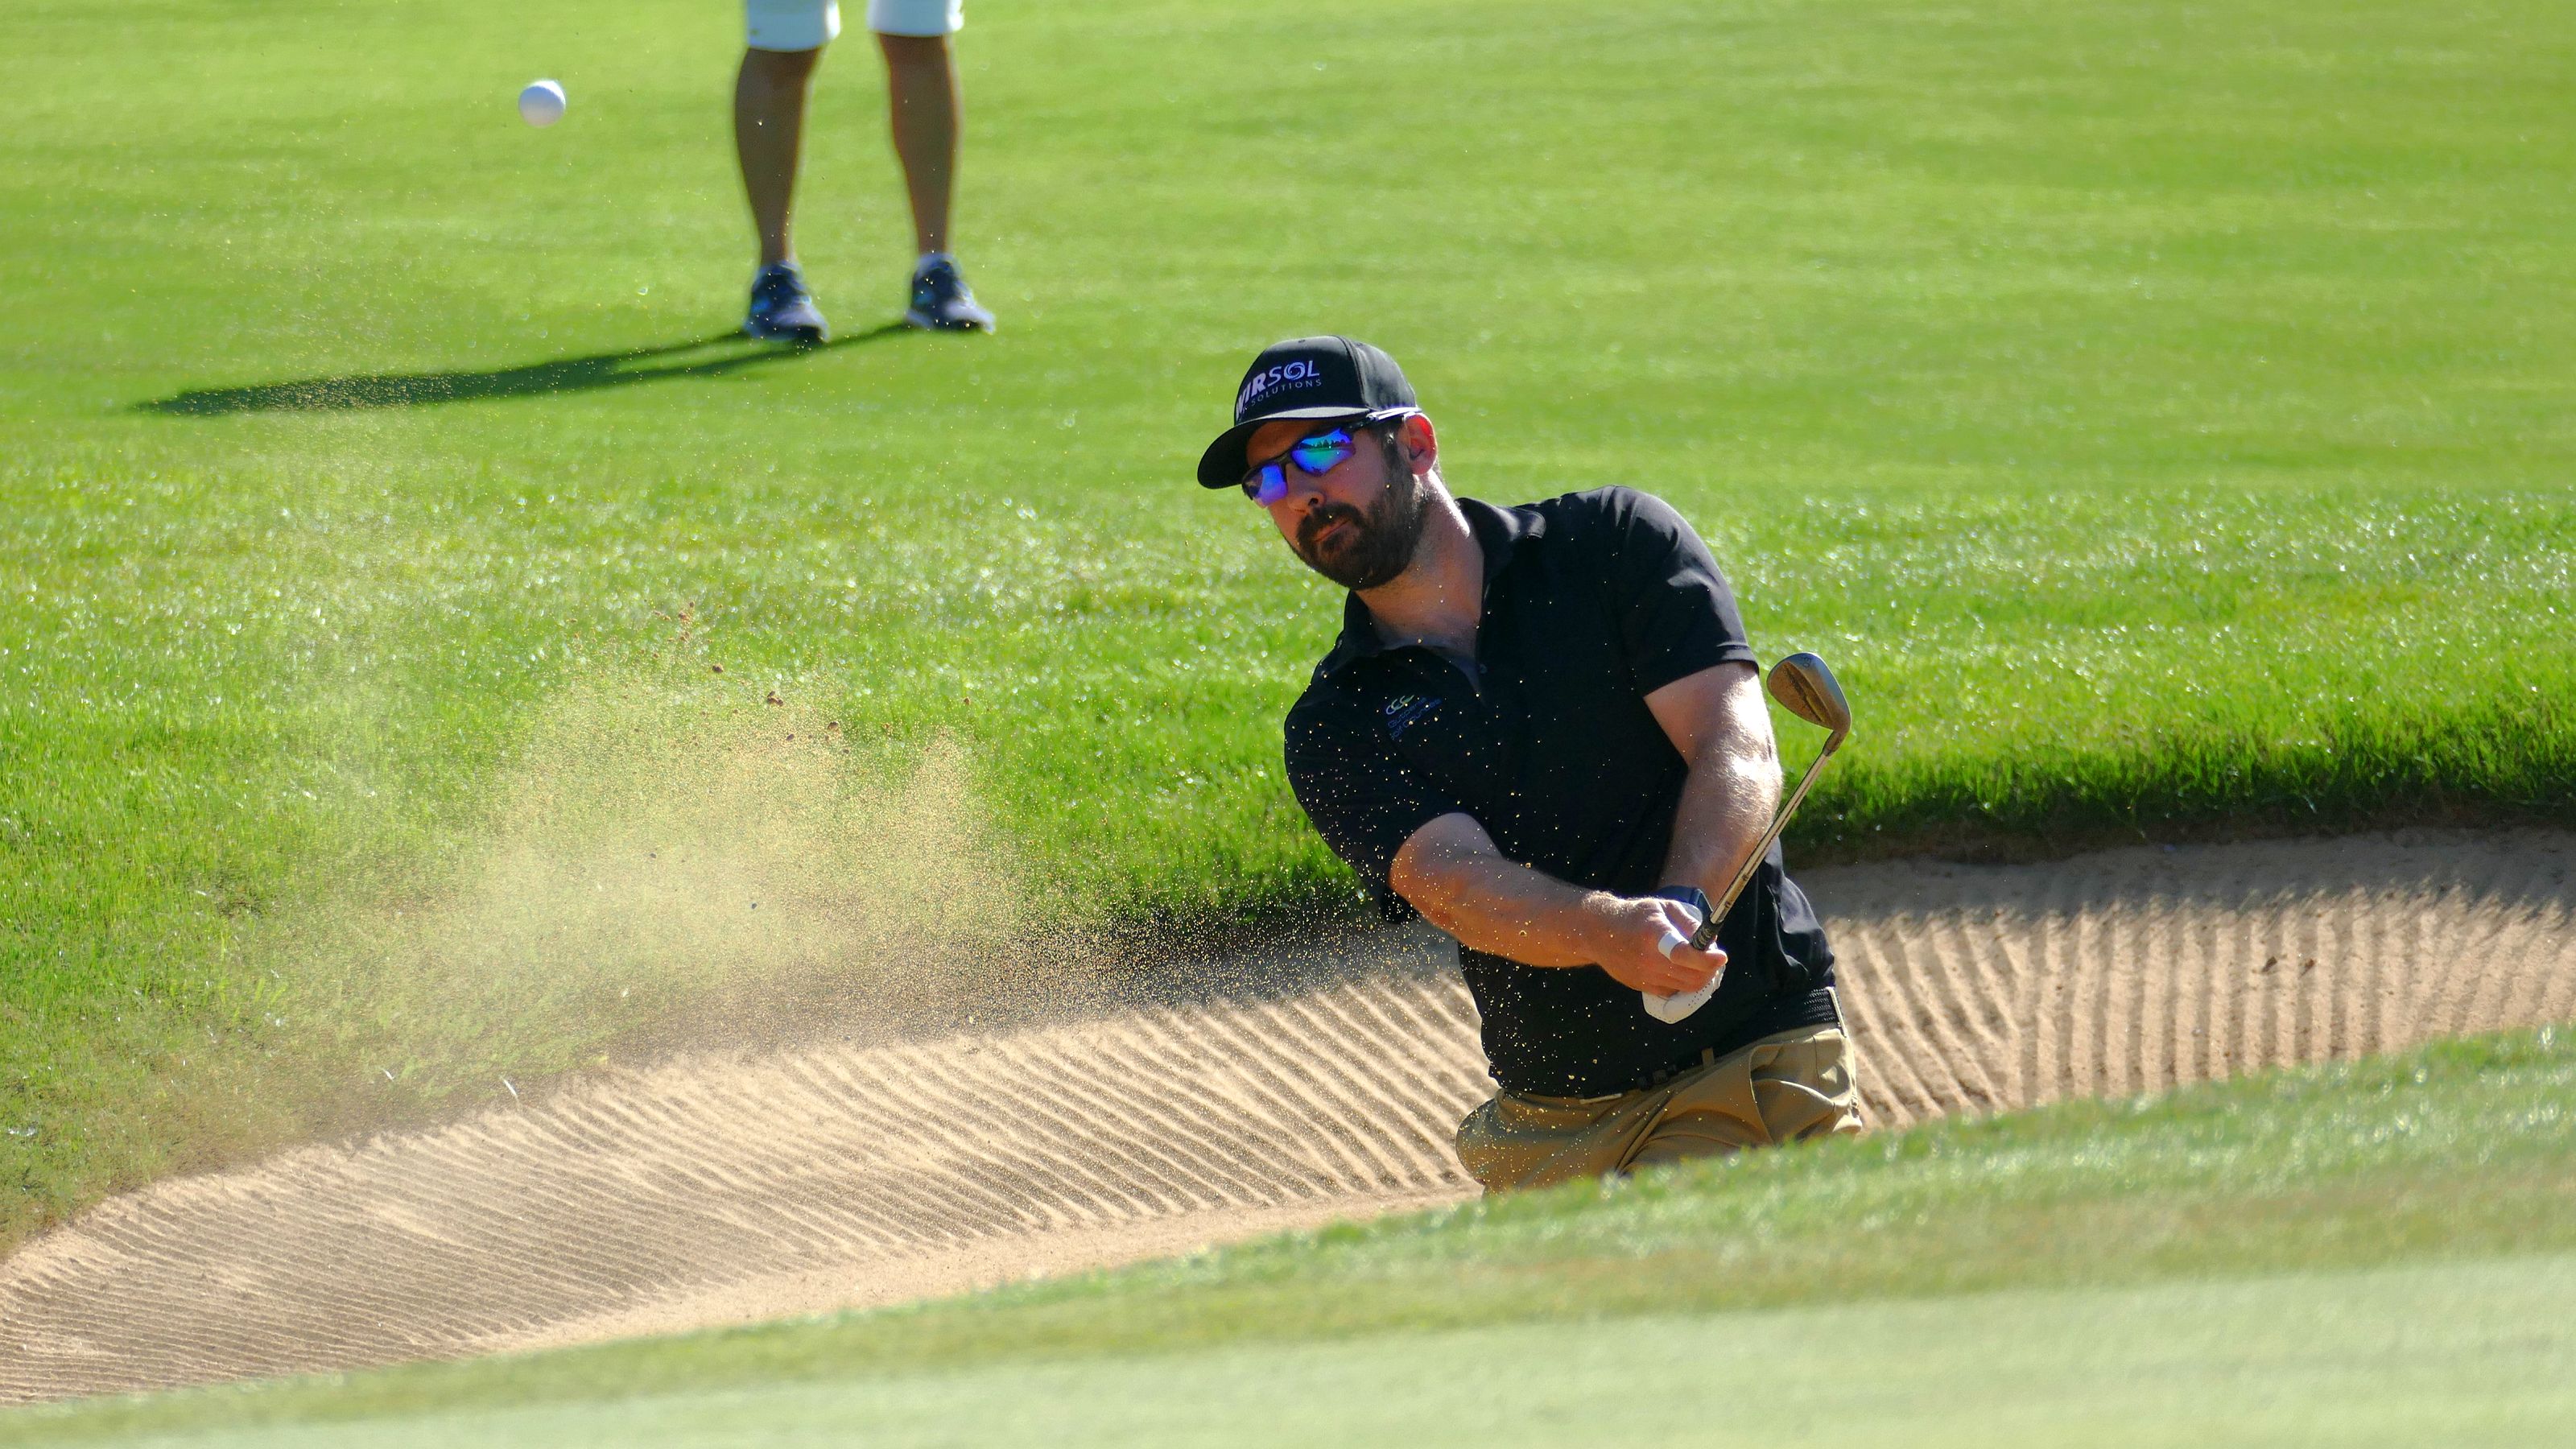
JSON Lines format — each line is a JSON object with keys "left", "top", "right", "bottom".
{"left": 1400, "top": 413, "right": 1438, "bottom": 474}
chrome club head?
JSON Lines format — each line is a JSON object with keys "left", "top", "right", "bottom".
{"left": 1766, "top": 651, "right": 1851, "bottom": 749}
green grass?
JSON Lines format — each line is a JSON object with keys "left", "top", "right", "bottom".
{"left": 11, "top": 1026, "right": 2572, "bottom": 1444}
{"left": 6, "top": 0, "right": 2576, "bottom": 1245}
{"left": 24, "top": 1263, "right": 2576, "bottom": 1447}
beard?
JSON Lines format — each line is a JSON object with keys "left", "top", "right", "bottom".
{"left": 1293, "top": 440, "right": 1432, "bottom": 591}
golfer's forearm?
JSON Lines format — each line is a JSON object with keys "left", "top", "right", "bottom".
{"left": 1658, "top": 745, "right": 1781, "bottom": 909}
{"left": 1643, "top": 662, "right": 1782, "bottom": 914}
{"left": 1389, "top": 815, "right": 1615, "bottom": 968}
{"left": 1414, "top": 864, "right": 1616, "bottom": 968}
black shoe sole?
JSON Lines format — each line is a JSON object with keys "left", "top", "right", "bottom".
{"left": 743, "top": 319, "right": 828, "bottom": 345}
{"left": 902, "top": 308, "right": 993, "bottom": 333}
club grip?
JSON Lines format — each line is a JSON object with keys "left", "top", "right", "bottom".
{"left": 1649, "top": 885, "right": 1715, "bottom": 946}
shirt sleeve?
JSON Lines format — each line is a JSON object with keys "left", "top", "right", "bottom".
{"left": 1284, "top": 697, "right": 1467, "bottom": 923}
{"left": 1602, "top": 488, "right": 1758, "bottom": 695}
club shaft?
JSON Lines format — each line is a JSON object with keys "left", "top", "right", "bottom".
{"left": 1687, "top": 739, "right": 1840, "bottom": 951}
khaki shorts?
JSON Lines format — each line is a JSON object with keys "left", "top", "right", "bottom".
{"left": 1455, "top": 1024, "right": 1864, "bottom": 1193}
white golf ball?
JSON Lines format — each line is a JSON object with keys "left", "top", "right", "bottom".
{"left": 518, "top": 79, "right": 567, "bottom": 128}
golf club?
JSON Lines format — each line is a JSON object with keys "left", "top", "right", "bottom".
{"left": 1644, "top": 651, "right": 1852, "bottom": 1022}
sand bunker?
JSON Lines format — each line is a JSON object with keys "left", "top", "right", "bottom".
{"left": 4, "top": 832, "right": 2571, "bottom": 1404}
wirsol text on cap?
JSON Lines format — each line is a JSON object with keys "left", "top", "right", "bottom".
{"left": 1239, "top": 359, "right": 1326, "bottom": 413}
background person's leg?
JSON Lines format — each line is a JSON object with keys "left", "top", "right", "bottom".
{"left": 867, "top": 0, "right": 989, "bottom": 330}
{"left": 734, "top": 47, "right": 823, "bottom": 270}
{"left": 874, "top": 32, "right": 957, "bottom": 259}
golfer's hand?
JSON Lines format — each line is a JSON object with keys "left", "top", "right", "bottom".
{"left": 1585, "top": 894, "right": 1728, "bottom": 997}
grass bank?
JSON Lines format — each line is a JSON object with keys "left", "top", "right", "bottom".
{"left": 9, "top": 1026, "right": 2571, "bottom": 1443}
{"left": 6, "top": 0, "right": 2575, "bottom": 1244}
{"left": 19, "top": 1265, "right": 2576, "bottom": 1447}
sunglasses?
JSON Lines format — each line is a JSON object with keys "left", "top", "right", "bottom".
{"left": 1241, "top": 428, "right": 1360, "bottom": 506}
{"left": 1239, "top": 411, "right": 1418, "bottom": 506}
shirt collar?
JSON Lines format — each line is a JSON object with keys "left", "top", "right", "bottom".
{"left": 1460, "top": 495, "right": 1544, "bottom": 584}
{"left": 1315, "top": 497, "right": 1546, "bottom": 677}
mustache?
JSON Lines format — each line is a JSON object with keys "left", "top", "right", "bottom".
{"left": 1297, "top": 504, "right": 1365, "bottom": 555}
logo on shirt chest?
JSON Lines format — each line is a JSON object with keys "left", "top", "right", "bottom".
{"left": 1381, "top": 692, "right": 1443, "bottom": 739}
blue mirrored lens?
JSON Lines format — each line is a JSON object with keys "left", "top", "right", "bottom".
{"left": 1291, "top": 430, "right": 1355, "bottom": 474}
{"left": 1244, "top": 427, "right": 1356, "bottom": 504}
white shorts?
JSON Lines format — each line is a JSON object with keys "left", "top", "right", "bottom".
{"left": 744, "top": 0, "right": 960, "bottom": 51}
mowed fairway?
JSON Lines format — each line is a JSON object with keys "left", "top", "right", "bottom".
{"left": 4, "top": 0, "right": 2574, "bottom": 1350}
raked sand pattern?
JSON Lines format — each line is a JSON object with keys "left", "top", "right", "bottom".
{"left": 4, "top": 832, "right": 2572, "bottom": 1404}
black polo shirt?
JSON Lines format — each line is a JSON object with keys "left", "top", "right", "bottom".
{"left": 1283, "top": 486, "right": 1837, "bottom": 1097}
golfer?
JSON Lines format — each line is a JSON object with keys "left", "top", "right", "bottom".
{"left": 734, "top": 0, "right": 994, "bottom": 341}
{"left": 1199, "top": 337, "right": 1863, "bottom": 1192}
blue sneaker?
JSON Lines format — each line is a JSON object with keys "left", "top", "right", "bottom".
{"left": 904, "top": 256, "right": 994, "bottom": 332}
{"left": 743, "top": 262, "right": 828, "bottom": 344}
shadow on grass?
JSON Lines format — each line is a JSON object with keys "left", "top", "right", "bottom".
{"left": 137, "top": 324, "right": 910, "bottom": 415}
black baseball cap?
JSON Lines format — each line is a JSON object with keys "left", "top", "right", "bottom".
{"left": 1196, "top": 336, "right": 1420, "bottom": 488}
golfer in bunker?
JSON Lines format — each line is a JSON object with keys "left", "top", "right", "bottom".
{"left": 1199, "top": 337, "right": 1863, "bottom": 1192}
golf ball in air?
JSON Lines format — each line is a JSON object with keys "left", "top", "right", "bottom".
{"left": 518, "top": 79, "right": 567, "bottom": 127}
